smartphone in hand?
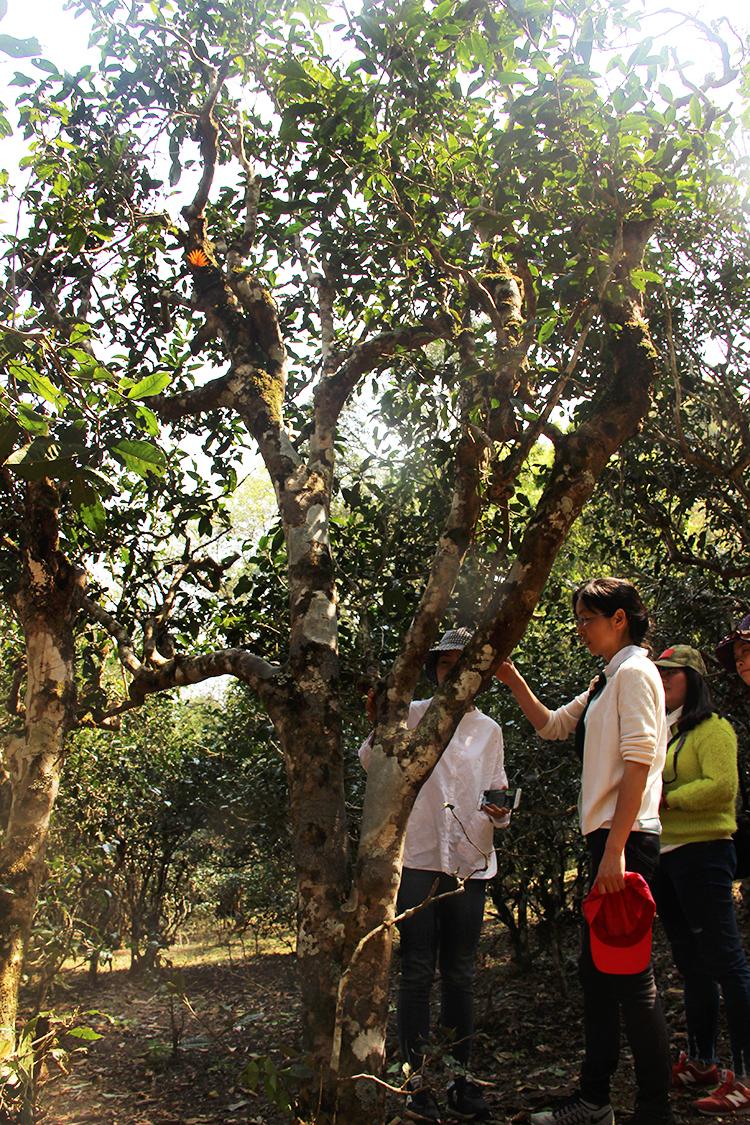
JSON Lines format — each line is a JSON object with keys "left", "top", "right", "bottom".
{"left": 480, "top": 788, "right": 521, "bottom": 811}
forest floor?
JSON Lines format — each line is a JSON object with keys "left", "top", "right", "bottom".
{"left": 31, "top": 892, "right": 750, "bottom": 1125}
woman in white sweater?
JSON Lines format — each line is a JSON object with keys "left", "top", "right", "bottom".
{"left": 496, "top": 578, "right": 672, "bottom": 1125}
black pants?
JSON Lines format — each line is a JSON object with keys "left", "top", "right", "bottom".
{"left": 579, "top": 830, "right": 672, "bottom": 1123}
{"left": 396, "top": 868, "right": 486, "bottom": 1070}
{"left": 652, "top": 838, "right": 750, "bottom": 1076}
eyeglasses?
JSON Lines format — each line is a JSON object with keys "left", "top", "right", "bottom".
{"left": 575, "top": 614, "right": 603, "bottom": 630}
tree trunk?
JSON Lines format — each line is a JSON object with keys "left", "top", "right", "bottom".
{"left": 275, "top": 696, "right": 350, "bottom": 1121}
{"left": 0, "top": 482, "right": 82, "bottom": 1051}
{"left": 332, "top": 828, "right": 404, "bottom": 1124}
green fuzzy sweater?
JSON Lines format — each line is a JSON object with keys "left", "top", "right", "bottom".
{"left": 661, "top": 712, "right": 738, "bottom": 846}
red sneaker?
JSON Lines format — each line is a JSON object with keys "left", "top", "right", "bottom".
{"left": 673, "top": 1051, "right": 720, "bottom": 1089}
{"left": 694, "top": 1071, "right": 750, "bottom": 1115}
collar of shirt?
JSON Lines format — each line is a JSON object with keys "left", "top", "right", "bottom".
{"left": 666, "top": 705, "right": 684, "bottom": 737}
{"left": 603, "top": 644, "right": 647, "bottom": 678}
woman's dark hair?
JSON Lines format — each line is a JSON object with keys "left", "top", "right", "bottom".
{"left": 674, "top": 666, "right": 716, "bottom": 733}
{"left": 572, "top": 577, "right": 650, "bottom": 646}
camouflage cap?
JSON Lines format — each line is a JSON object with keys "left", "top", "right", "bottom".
{"left": 653, "top": 645, "right": 707, "bottom": 677}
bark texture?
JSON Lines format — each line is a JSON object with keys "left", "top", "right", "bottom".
{"left": 0, "top": 482, "right": 83, "bottom": 1045}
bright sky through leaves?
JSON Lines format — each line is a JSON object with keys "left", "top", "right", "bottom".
{"left": 2, "top": 0, "right": 750, "bottom": 77}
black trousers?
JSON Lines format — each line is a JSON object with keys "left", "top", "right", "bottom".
{"left": 396, "top": 868, "right": 486, "bottom": 1070}
{"left": 579, "top": 829, "right": 672, "bottom": 1123}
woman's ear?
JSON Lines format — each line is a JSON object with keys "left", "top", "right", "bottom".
{"left": 613, "top": 608, "right": 628, "bottom": 632}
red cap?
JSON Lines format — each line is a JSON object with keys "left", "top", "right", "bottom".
{"left": 582, "top": 871, "right": 655, "bottom": 974}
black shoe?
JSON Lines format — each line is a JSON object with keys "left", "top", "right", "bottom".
{"left": 406, "top": 1085, "right": 442, "bottom": 1123}
{"left": 446, "top": 1075, "right": 491, "bottom": 1120}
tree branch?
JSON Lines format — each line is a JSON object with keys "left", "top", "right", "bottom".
{"left": 296, "top": 236, "right": 338, "bottom": 376}
{"left": 182, "top": 57, "right": 231, "bottom": 222}
{"left": 80, "top": 597, "right": 142, "bottom": 676}
{"left": 226, "top": 114, "right": 260, "bottom": 262}
{"left": 122, "top": 648, "right": 283, "bottom": 708}
{"left": 314, "top": 317, "right": 454, "bottom": 437}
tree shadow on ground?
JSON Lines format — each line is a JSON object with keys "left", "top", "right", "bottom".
{"left": 35, "top": 903, "right": 749, "bottom": 1124}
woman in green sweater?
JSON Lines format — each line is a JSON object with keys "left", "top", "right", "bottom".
{"left": 650, "top": 645, "right": 750, "bottom": 1116}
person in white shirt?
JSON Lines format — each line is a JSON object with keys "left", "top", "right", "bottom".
{"left": 360, "top": 628, "right": 508, "bottom": 1123}
{"left": 496, "top": 579, "right": 673, "bottom": 1125}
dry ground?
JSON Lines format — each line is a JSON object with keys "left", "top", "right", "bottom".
{"left": 30, "top": 895, "right": 750, "bottom": 1125}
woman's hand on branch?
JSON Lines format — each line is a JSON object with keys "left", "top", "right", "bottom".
{"left": 495, "top": 659, "right": 520, "bottom": 686}
{"left": 495, "top": 660, "right": 551, "bottom": 731}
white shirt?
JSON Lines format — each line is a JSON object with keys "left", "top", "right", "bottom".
{"left": 360, "top": 700, "right": 507, "bottom": 879}
{"left": 660, "top": 708, "right": 684, "bottom": 854}
{"left": 538, "top": 645, "right": 667, "bottom": 837}
{"left": 666, "top": 706, "right": 684, "bottom": 733}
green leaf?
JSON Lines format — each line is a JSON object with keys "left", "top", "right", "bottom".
{"left": 108, "top": 439, "right": 166, "bottom": 478}
{"left": 0, "top": 330, "right": 24, "bottom": 363}
{"left": 689, "top": 96, "right": 702, "bottom": 127}
{"left": 135, "top": 404, "right": 160, "bottom": 435}
{"left": 496, "top": 70, "right": 529, "bottom": 86}
{"left": 650, "top": 197, "right": 676, "bottom": 212}
{"left": 126, "top": 371, "right": 171, "bottom": 399}
{"left": 0, "top": 420, "right": 19, "bottom": 463}
{"left": 69, "top": 323, "right": 91, "bottom": 344}
{"left": 67, "top": 226, "right": 88, "bottom": 256}
{"left": 629, "top": 268, "right": 662, "bottom": 291}
{"left": 627, "top": 36, "right": 654, "bottom": 68}
{"left": 239, "top": 1060, "right": 260, "bottom": 1090}
{"left": 16, "top": 402, "right": 49, "bottom": 435}
{"left": 4, "top": 440, "right": 79, "bottom": 480}
{"left": 0, "top": 33, "right": 41, "bottom": 58}
{"left": 31, "top": 57, "right": 58, "bottom": 73}
{"left": 71, "top": 473, "right": 107, "bottom": 535}
{"left": 79, "top": 467, "right": 116, "bottom": 496}
{"left": 530, "top": 52, "right": 555, "bottom": 76}
{"left": 537, "top": 313, "right": 558, "bottom": 344}
{"left": 67, "top": 1027, "right": 103, "bottom": 1041}
{"left": 9, "top": 362, "right": 65, "bottom": 406}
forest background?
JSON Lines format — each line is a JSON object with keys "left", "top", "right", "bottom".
{"left": 0, "top": 0, "right": 750, "bottom": 1120}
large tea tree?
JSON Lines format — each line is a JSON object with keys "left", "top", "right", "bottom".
{"left": 1, "top": 0, "right": 748, "bottom": 1119}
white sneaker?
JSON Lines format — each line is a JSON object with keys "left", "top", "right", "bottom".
{"left": 531, "top": 1092, "right": 615, "bottom": 1125}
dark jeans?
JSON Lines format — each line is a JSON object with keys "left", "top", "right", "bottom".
{"left": 580, "top": 830, "right": 672, "bottom": 1123}
{"left": 651, "top": 838, "right": 750, "bottom": 1076}
{"left": 396, "top": 867, "right": 486, "bottom": 1071}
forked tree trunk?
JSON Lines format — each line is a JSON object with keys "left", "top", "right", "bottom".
{"left": 325, "top": 291, "right": 661, "bottom": 1125}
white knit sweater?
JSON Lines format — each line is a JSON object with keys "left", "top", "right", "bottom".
{"left": 538, "top": 645, "right": 667, "bottom": 836}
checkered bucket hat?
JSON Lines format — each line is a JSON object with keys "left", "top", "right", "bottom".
{"left": 424, "top": 628, "right": 474, "bottom": 686}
